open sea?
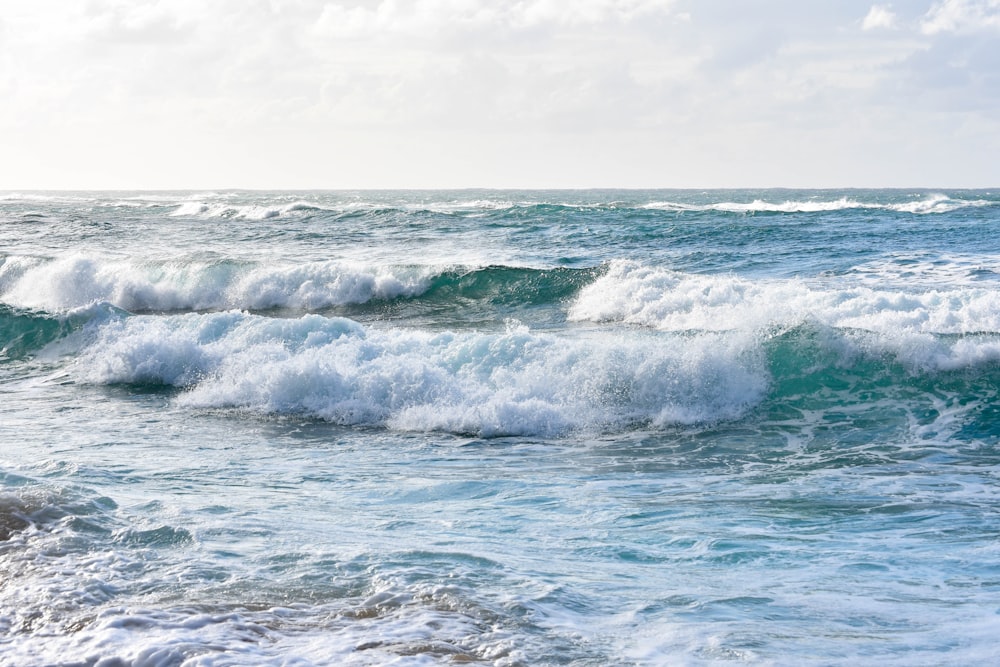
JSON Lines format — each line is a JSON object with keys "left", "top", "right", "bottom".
{"left": 2, "top": 189, "right": 1000, "bottom": 666}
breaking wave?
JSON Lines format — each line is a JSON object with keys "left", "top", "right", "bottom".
{"left": 69, "top": 307, "right": 1000, "bottom": 437}
{"left": 0, "top": 255, "right": 596, "bottom": 315}
{"left": 569, "top": 260, "right": 1000, "bottom": 335}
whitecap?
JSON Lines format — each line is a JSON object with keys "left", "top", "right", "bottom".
{"left": 569, "top": 260, "right": 1000, "bottom": 336}
{"left": 0, "top": 255, "right": 437, "bottom": 312}
{"left": 75, "top": 312, "right": 768, "bottom": 435}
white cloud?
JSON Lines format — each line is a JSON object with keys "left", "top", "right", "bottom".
{"left": 80, "top": 0, "right": 188, "bottom": 43}
{"left": 862, "top": 4, "right": 897, "bottom": 30}
{"left": 312, "top": 0, "right": 676, "bottom": 39}
{"left": 921, "top": 0, "right": 1000, "bottom": 34}
{"left": 0, "top": 0, "right": 997, "bottom": 188}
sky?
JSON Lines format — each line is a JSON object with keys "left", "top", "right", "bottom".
{"left": 1, "top": 0, "right": 998, "bottom": 189}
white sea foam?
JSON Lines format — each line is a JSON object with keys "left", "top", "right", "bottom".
{"left": 886, "top": 193, "right": 992, "bottom": 214}
{"left": 170, "top": 200, "right": 333, "bottom": 220}
{"left": 417, "top": 199, "right": 519, "bottom": 213}
{"left": 0, "top": 255, "right": 436, "bottom": 312}
{"left": 0, "top": 193, "right": 97, "bottom": 203}
{"left": 0, "top": 602, "right": 515, "bottom": 667}
{"left": 76, "top": 313, "right": 767, "bottom": 435}
{"left": 0, "top": 477, "right": 515, "bottom": 666}
{"left": 641, "top": 194, "right": 993, "bottom": 214}
{"left": 642, "top": 197, "right": 866, "bottom": 213}
{"left": 714, "top": 197, "right": 867, "bottom": 213}
{"left": 169, "top": 198, "right": 526, "bottom": 218}
{"left": 844, "top": 328, "right": 1000, "bottom": 374}
{"left": 842, "top": 253, "right": 1000, "bottom": 287}
{"left": 569, "top": 260, "right": 1000, "bottom": 336}
{"left": 0, "top": 530, "right": 523, "bottom": 667}
{"left": 0, "top": 255, "right": 47, "bottom": 292}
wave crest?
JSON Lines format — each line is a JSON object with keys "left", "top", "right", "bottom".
{"left": 0, "top": 255, "right": 437, "bottom": 313}
{"left": 569, "top": 261, "right": 1000, "bottom": 335}
{"left": 169, "top": 201, "right": 333, "bottom": 219}
{"left": 77, "top": 313, "right": 767, "bottom": 436}
{"left": 641, "top": 194, "right": 993, "bottom": 214}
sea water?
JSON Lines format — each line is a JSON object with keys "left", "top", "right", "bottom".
{"left": 1, "top": 189, "right": 999, "bottom": 665}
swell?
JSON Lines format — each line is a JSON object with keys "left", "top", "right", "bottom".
{"left": 412, "top": 265, "right": 600, "bottom": 312}
{"left": 764, "top": 323, "right": 1000, "bottom": 399}
{"left": 760, "top": 324, "right": 1000, "bottom": 446}
{"left": 0, "top": 305, "right": 78, "bottom": 361}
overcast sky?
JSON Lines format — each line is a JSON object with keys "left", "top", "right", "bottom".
{"left": 2, "top": 0, "right": 998, "bottom": 189}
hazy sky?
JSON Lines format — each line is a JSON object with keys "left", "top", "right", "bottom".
{"left": 2, "top": 0, "right": 998, "bottom": 188}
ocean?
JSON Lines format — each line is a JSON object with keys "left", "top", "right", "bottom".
{"left": 1, "top": 189, "right": 999, "bottom": 665}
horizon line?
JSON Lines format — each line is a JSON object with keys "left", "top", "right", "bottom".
{"left": 2, "top": 185, "right": 998, "bottom": 192}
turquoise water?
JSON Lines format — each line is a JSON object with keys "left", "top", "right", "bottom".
{"left": 1, "top": 190, "right": 1000, "bottom": 665}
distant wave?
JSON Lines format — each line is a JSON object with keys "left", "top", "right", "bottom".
{"left": 167, "top": 199, "right": 533, "bottom": 220}
{"left": 171, "top": 195, "right": 992, "bottom": 218}
{"left": 569, "top": 260, "right": 1000, "bottom": 335}
{"left": 3, "top": 192, "right": 996, "bottom": 218}
{"left": 0, "top": 193, "right": 101, "bottom": 205}
{"left": 643, "top": 197, "right": 868, "bottom": 213}
{"left": 169, "top": 201, "right": 336, "bottom": 220}
{"left": 642, "top": 193, "right": 994, "bottom": 215}
{"left": 4, "top": 192, "right": 988, "bottom": 219}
